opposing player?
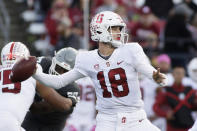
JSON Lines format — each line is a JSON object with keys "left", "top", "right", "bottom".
{"left": 33, "top": 11, "right": 167, "bottom": 131}
{"left": 22, "top": 47, "right": 80, "bottom": 131}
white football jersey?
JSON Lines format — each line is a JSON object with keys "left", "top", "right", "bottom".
{"left": 74, "top": 43, "right": 156, "bottom": 114}
{"left": 66, "top": 77, "right": 96, "bottom": 131}
{"left": 74, "top": 77, "right": 95, "bottom": 117}
{"left": 0, "top": 67, "right": 36, "bottom": 124}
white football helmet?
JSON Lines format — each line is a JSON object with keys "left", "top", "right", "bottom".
{"left": 90, "top": 11, "right": 128, "bottom": 47}
{"left": 187, "top": 57, "right": 197, "bottom": 83}
{"left": 49, "top": 47, "right": 78, "bottom": 75}
{"left": 1, "top": 42, "right": 30, "bottom": 66}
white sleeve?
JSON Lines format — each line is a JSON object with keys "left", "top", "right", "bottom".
{"left": 74, "top": 52, "right": 89, "bottom": 77}
{"left": 130, "top": 43, "right": 156, "bottom": 79}
{"left": 33, "top": 65, "right": 85, "bottom": 89}
{"left": 129, "top": 43, "right": 168, "bottom": 86}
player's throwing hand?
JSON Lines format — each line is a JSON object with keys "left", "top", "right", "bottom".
{"left": 153, "top": 68, "right": 167, "bottom": 86}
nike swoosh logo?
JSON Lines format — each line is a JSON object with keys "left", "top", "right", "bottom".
{"left": 117, "top": 60, "right": 124, "bottom": 65}
{"left": 139, "top": 119, "right": 144, "bottom": 122}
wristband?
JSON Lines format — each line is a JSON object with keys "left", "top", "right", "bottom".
{"left": 69, "top": 97, "right": 77, "bottom": 107}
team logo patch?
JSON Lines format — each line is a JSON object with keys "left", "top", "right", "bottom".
{"left": 94, "top": 64, "right": 99, "bottom": 70}
{"left": 122, "top": 117, "right": 126, "bottom": 123}
{"left": 139, "top": 119, "right": 144, "bottom": 122}
{"left": 117, "top": 60, "right": 124, "bottom": 65}
{"left": 106, "top": 62, "right": 110, "bottom": 67}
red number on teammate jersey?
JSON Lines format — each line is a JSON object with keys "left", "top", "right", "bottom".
{"left": 0, "top": 70, "right": 21, "bottom": 93}
{"left": 78, "top": 84, "right": 94, "bottom": 101}
{"left": 96, "top": 14, "right": 104, "bottom": 23}
{"left": 97, "top": 68, "right": 129, "bottom": 98}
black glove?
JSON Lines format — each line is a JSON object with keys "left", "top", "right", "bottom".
{"left": 56, "top": 83, "right": 80, "bottom": 107}
{"left": 67, "top": 92, "right": 80, "bottom": 107}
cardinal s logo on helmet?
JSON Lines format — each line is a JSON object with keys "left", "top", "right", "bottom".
{"left": 90, "top": 11, "right": 128, "bottom": 48}
{"left": 1, "top": 42, "right": 30, "bottom": 67}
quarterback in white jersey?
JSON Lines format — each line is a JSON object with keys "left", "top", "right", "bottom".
{"left": 33, "top": 11, "right": 167, "bottom": 131}
{"left": 0, "top": 42, "right": 36, "bottom": 131}
{"left": 65, "top": 77, "right": 96, "bottom": 131}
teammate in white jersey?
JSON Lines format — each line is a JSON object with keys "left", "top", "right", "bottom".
{"left": 0, "top": 42, "right": 36, "bottom": 131}
{"left": 33, "top": 11, "right": 167, "bottom": 131}
{"left": 65, "top": 77, "right": 96, "bottom": 131}
{"left": 0, "top": 42, "right": 76, "bottom": 131}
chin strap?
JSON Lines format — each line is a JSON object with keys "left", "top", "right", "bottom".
{"left": 111, "top": 40, "right": 122, "bottom": 48}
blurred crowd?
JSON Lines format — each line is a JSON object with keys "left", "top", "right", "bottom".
{"left": 21, "top": 0, "right": 197, "bottom": 68}
{"left": 15, "top": 0, "right": 197, "bottom": 130}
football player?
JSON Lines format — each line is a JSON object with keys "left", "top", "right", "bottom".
{"left": 22, "top": 47, "right": 80, "bottom": 131}
{"left": 33, "top": 11, "right": 167, "bottom": 131}
{"left": 0, "top": 42, "right": 78, "bottom": 131}
{"left": 65, "top": 50, "right": 96, "bottom": 131}
{"left": 0, "top": 42, "right": 34, "bottom": 131}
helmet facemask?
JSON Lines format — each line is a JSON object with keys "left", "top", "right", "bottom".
{"left": 49, "top": 56, "right": 70, "bottom": 75}
{"left": 107, "top": 26, "right": 128, "bottom": 47}
{"left": 49, "top": 47, "right": 77, "bottom": 75}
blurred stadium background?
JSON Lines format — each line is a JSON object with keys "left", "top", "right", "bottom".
{"left": 0, "top": 0, "right": 196, "bottom": 68}
{"left": 1, "top": 0, "right": 197, "bottom": 130}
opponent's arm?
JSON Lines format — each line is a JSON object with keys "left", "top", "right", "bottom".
{"left": 36, "top": 81, "right": 77, "bottom": 112}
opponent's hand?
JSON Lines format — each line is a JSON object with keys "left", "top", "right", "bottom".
{"left": 153, "top": 68, "right": 167, "bottom": 86}
{"left": 67, "top": 92, "right": 80, "bottom": 106}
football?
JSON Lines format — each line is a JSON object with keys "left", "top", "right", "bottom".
{"left": 10, "top": 56, "right": 37, "bottom": 83}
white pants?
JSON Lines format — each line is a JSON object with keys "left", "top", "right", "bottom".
{"left": 189, "top": 119, "right": 197, "bottom": 131}
{"left": 95, "top": 109, "right": 160, "bottom": 131}
{"left": 152, "top": 118, "right": 166, "bottom": 131}
{"left": 0, "top": 111, "right": 25, "bottom": 131}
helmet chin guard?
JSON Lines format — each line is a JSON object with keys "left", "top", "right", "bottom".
{"left": 90, "top": 11, "right": 128, "bottom": 47}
